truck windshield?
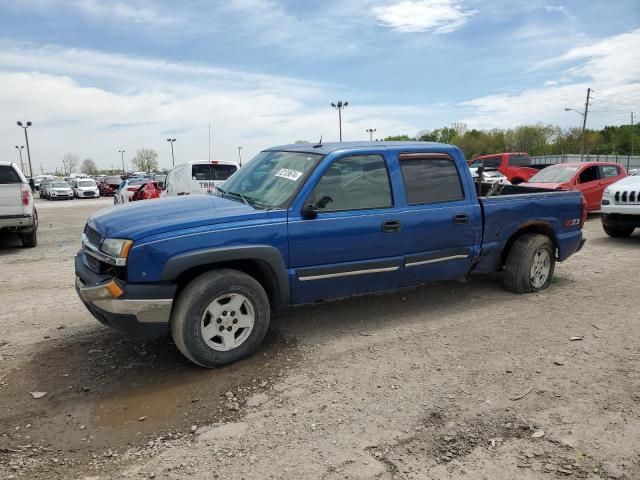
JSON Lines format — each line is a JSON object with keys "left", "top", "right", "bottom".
{"left": 529, "top": 166, "right": 579, "bottom": 183}
{"left": 220, "top": 151, "right": 323, "bottom": 208}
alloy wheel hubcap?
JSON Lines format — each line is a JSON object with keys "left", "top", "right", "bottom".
{"left": 530, "top": 249, "right": 551, "bottom": 288}
{"left": 200, "top": 293, "right": 255, "bottom": 351}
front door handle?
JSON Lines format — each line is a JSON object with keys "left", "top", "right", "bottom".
{"left": 453, "top": 214, "right": 469, "bottom": 224}
{"left": 382, "top": 220, "right": 401, "bottom": 233}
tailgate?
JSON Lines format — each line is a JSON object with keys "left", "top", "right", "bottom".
{"left": 0, "top": 184, "right": 24, "bottom": 217}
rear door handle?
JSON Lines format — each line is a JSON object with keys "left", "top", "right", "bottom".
{"left": 453, "top": 214, "right": 469, "bottom": 224}
{"left": 382, "top": 220, "right": 401, "bottom": 233}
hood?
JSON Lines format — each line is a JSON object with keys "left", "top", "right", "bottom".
{"left": 78, "top": 185, "right": 98, "bottom": 190}
{"left": 608, "top": 175, "right": 640, "bottom": 189}
{"left": 88, "top": 194, "right": 266, "bottom": 241}
{"left": 523, "top": 182, "right": 568, "bottom": 190}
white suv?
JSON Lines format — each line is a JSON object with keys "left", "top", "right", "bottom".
{"left": 601, "top": 169, "right": 640, "bottom": 237}
{"left": 0, "top": 162, "right": 37, "bottom": 247}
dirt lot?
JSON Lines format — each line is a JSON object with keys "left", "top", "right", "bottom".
{"left": 1, "top": 198, "right": 639, "bottom": 480}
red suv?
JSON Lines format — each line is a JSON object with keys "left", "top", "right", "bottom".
{"left": 468, "top": 152, "right": 545, "bottom": 184}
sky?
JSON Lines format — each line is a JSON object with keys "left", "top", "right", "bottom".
{"left": 0, "top": 0, "right": 639, "bottom": 173}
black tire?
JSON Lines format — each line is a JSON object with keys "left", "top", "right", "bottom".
{"left": 503, "top": 233, "right": 555, "bottom": 294}
{"left": 171, "top": 269, "right": 270, "bottom": 368}
{"left": 511, "top": 178, "right": 524, "bottom": 185}
{"left": 602, "top": 225, "right": 634, "bottom": 238}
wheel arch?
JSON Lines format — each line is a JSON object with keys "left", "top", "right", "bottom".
{"left": 500, "top": 222, "right": 558, "bottom": 266}
{"left": 162, "top": 245, "right": 289, "bottom": 310}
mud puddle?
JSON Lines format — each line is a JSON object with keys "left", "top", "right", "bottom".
{"left": 0, "top": 326, "right": 299, "bottom": 477}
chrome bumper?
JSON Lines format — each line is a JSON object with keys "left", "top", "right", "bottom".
{"left": 76, "top": 277, "right": 173, "bottom": 324}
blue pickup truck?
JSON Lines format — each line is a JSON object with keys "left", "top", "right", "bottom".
{"left": 75, "top": 142, "right": 586, "bottom": 367}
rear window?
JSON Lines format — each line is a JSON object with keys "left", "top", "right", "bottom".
{"left": 469, "top": 156, "right": 501, "bottom": 169}
{"left": 508, "top": 154, "right": 531, "bottom": 167}
{"left": 192, "top": 164, "right": 238, "bottom": 181}
{"left": 105, "top": 176, "right": 122, "bottom": 184}
{"left": 399, "top": 155, "right": 464, "bottom": 204}
{"left": 0, "top": 165, "right": 21, "bottom": 184}
{"left": 599, "top": 165, "right": 620, "bottom": 178}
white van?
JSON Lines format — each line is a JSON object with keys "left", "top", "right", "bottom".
{"left": 163, "top": 160, "right": 239, "bottom": 197}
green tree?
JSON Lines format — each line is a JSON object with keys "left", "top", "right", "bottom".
{"left": 384, "top": 134, "right": 413, "bottom": 141}
{"left": 131, "top": 148, "right": 159, "bottom": 173}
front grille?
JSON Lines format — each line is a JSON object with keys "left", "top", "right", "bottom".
{"left": 614, "top": 190, "right": 639, "bottom": 204}
{"left": 84, "top": 191, "right": 96, "bottom": 197}
{"left": 84, "top": 224, "right": 102, "bottom": 247}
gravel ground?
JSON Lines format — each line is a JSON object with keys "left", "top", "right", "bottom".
{"left": 0, "top": 198, "right": 639, "bottom": 480}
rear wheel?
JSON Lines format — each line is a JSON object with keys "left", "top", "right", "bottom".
{"left": 21, "top": 211, "right": 38, "bottom": 248}
{"left": 511, "top": 178, "right": 524, "bottom": 185}
{"left": 603, "top": 225, "right": 634, "bottom": 237}
{"left": 503, "top": 233, "right": 555, "bottom": 293}
{"left": 171, "top": 269, "right": 270, "bottom": 368}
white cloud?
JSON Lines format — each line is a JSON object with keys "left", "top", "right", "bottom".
{"left": 461, "top": 29, "right": 640, "bottom": 129}
{"left": 0, "top": 42, "right": 429, "bottom": 172}
{"left": 543, "top": 5, "right": 567, "bottom": 14}
{"left": 372, "top": 0, "right": 476, "bottom": 34}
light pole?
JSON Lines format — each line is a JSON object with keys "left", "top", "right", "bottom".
{"left": 237, "top": 146, "right": 243, "bottom": 167}
{"left": 166, "top": 138, "right": 176, "bottom": 167}
{"left": 331, "top": 101, "right": 348, "bottom": 142}
{"left": 118, "top": 149, "right": 125, "bottom": 175}
{"left": 366, "top": 128, "right": 376, "bottom": 141}
{"left": 16, "top": 121, "right": 33, "bottom": 178}
{"left": 14, "top": 145, "right": 25, "bottom": 173}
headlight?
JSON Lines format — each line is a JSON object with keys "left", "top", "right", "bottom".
{"left": 101, "top": 238, "right": 133, "bottom": 259}
{"left": 603, "top": 188, "right": 612, "bottom": 196}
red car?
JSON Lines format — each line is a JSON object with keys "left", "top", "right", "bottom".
{"left": 524, "top": 162, "right": 627, "bottom": 211}
{"left": 98, "top": 175, "right": 123, "bottom": 196}
{"left": 468, "top": 152, "right": 545, "bottom": 184}
{"left": 131, "top": 181, "right": 162, "bottom": 201}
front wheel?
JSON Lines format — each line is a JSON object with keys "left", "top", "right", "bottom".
{"left": 603, "top": 225, "right": 634, "bottom": 237}
{"left": 503, "top": 233, "right": 555, "bottom": 293}
{"left": 171, "top": 269, "right": 270, "bottom": 368}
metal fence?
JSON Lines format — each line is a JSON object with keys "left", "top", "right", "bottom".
{"left": 530, "top": 154, "right": 640, "bottom": 170}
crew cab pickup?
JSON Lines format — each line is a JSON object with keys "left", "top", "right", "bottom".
{"left": 75, "top": 142, "right": 586, "bottom": 367}
{"left": 468, "top": 152, "right": 547, "bottom": 184}
{"left": 0, "top": 162, "right": 37, "bottom": 247}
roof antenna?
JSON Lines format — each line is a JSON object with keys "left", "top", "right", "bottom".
{"left": 314, "top": 135, "right": 323, "bottom": 148}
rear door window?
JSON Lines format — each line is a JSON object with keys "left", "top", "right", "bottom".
{"left": 0, "top": 165, "right": 21, "bottom": 183}
{"left": 599, "top": 165, "right": 621, "bottom": 178}
{"left": 399, "top": 155, "right": 465, "bottom": 204}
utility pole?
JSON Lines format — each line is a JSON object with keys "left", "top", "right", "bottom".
{"left": 579, "top": 88, "right": 591, "bottom": 161}
{"left": 331, "top": 101, "right": 348, "bottom": 142}
{"left": 366, "top": 128, "right": 376, "bottom": 141}
{"left": 118, "top": 149, "right": 125, "bottom": 176}
{"left": 237, "top": 146, "right": 243, "bottom": 167}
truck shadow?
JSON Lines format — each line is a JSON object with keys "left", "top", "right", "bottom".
{"left": 0, "top": 232, "right": 24, "bottom": 253}
{"left": 0, "top": 270, "right": 545, "bottom": 475}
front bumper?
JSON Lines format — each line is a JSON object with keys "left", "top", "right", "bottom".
{"left": 75, "top": 252, "right": 175, "bottom": 337}
{"left": 50, "top": 192, "right": 74, "bottom": 199}
{"left": 601, "top": 213, "right": 640, "bottom": 229}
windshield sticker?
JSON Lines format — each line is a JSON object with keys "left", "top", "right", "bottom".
{"left": 275, "top": 168, "right": 303, "bottom": 181}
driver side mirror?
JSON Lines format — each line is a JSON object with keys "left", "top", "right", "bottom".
{"left": 302, "top": 203, "right": 317, "bottom": 219}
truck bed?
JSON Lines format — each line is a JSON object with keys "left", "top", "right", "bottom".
{"left": 473, "top": 182, "right": 584, "bottom": 274}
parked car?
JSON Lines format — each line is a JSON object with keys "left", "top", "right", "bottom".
{"left": 113, "top": 178, "right": 148, "bottom": 204}
{"left": 48, "top": 181, "right": 75, "bottom": 200}
{"left": 75, "top": 141, "right": 586, "bottom": 368}
{"left": 468, "top": 152, "right": 547, "bottom": 184}
{"left": 131, "top": 181, "right": 162, "bottom": 202}
{"left": 39, "top": 179, "right": 53, "bottom": 199}
{"left": 0, "top": 162, "right": 37, "bottom": 247}
{"left": 98, "top": 176, "right": 123, "bottom": 197}
{"left": 163, "top": 160, "right": 239, "bottom": 197}
{"left": 524, "top": 162, "right": 626, "bottom": 211}
{"left": 73, "top": 178, "right": 100, "bottom": 199}
{"left": 600, "top": 169, "right": 640, "bottom": 237}
{"left": 469, "top": 167, "right": 511, "bottom": 185}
